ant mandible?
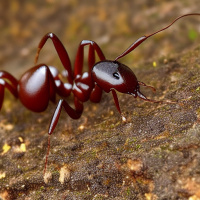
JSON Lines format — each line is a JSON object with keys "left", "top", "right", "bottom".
{"left": 0, "top": 13, "right": 199, "bottom": 175}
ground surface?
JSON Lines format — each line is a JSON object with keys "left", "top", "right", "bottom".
{"left": 0, "top": 1, "right": 200, "bottom": 200}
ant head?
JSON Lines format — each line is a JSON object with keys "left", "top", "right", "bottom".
{"left": 91, "top": 60, "right": 139, "bottom": 96}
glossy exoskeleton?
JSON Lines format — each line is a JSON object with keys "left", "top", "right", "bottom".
{"left": 0, "top": 13, "right": 199, "bottom": 174}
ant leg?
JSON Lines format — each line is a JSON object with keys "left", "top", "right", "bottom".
{"left": 0, "top": 71, "right": 18, "bottom": 87}
{"left": 44, "top": 97, "right": 83, "bottom": 175}
{"left": 90, "top": 84, "right": 102, "bottom": 103}
{"left": 88, "top": 45, "right": 95, "bottom": 72}
{"left": 138, "top": 81, "right": 156, "bottom": 92}
{"left": 3, "top": 81, "right": 18, "bottom": 98}
{"left": 73, "top": 40, "right": 105, "bottom": 102}
{"left": 74, "top": 40, "right": 105, "bottom": 76}
{"left": 0, "top": 80, "right": 18, "bottom": 110}
{"left": 0, "top": 83, "right": 4, "bottom": 110}
{"left": 0, "top": 71, "right": 18, "bottom": 109}
{"left": 35, "top": 33, "right": 73, "bottom": 84}
{"left": 48, "top": 97, "right": 83, "bottom": 135}
{"left": 87, "top": 43, "right": 104, "bottom": 102}
{"left": 48, "top": 66, "right": 72, "bottom": 97}
{"left": 111, "top": 89, "right": 126, "bottom": 121}
{"left": 0, "top": 71, "right": 18, "bottom": 97}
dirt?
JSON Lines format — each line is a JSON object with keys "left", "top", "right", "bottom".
{"left": 0, "top": 1, "right": 200, "bottom": 199}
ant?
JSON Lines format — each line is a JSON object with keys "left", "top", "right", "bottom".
{"left": 0, "top": 13, "right": 199, "bottom": 175}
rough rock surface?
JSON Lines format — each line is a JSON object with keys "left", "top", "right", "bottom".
{"left": 0, "top": 45, "right": 200, "bottom": 199}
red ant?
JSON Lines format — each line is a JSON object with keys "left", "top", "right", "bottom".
{"left": 0, "top": 13, "right": 199, "bottom": 175}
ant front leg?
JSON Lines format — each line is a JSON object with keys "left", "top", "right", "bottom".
{"left": 74, "top": 40, "right": 105, "bottom": 76}
{"left": 73, "top": 40, "right": 106, "bottom": 102}
{"left": 111, "top": 89, "right": 126, "bottom": 122}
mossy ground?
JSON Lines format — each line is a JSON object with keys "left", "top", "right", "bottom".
{"left": 0, "top": 46, "right": 200, "bottom": 199}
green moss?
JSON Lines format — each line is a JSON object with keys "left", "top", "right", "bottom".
{"left": 188, "top": 29, "right": 199, "bottom": 41}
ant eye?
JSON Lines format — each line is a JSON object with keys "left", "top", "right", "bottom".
{"left": 113, "top": 72, "right": 120, "bottom": 79}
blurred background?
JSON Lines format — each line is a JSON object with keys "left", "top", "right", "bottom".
{"left": 0, "top": 0, "right": 200, "bottom": 77}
